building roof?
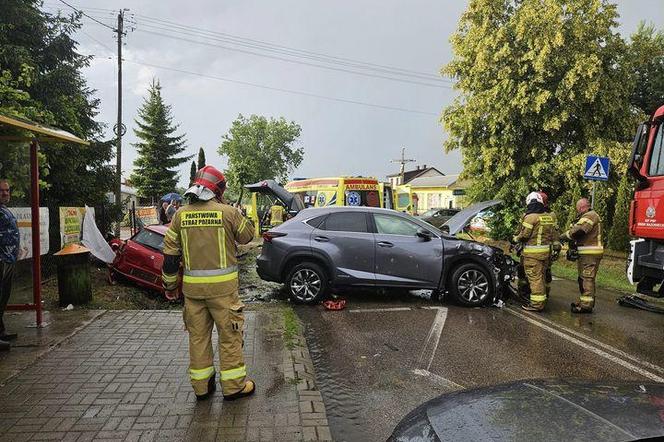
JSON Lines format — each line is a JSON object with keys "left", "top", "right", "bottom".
{"left": 408, "top": 174, "right": 463, "bottom": 188}
{"left": 386, "top": 165, "right": 444, "bottom": 183}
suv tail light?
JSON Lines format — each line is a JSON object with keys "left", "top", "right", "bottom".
{"left": 262, "top": 232, "right": 287, "bottom": 243}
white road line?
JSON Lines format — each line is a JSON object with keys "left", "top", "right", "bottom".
{"left": 416, "top": 307, "right": 448, "bottom": 371}
{"left": 348, "top": 307, "right": 413, "bottom": 313}
{"left": 505, "top": 308, "right": 664, "bottom": 383}
{"left": 412, "top": 369, "right": 464, "bottom": 390}
{"left": 512, "top": 307, "right": 664, "bottom": 375}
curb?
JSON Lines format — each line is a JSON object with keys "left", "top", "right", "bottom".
{"left": 284, "top": 325, "right": 332, "bottom": 441}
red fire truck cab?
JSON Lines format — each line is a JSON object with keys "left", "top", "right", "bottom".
{"left": 627, "top": 103, "right": 664, "bottom": 295}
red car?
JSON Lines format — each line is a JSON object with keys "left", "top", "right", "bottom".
{"left": 109, "top": 225, "right": 182, "bottom": 298}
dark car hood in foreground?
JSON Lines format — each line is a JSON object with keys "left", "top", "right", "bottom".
{"left": 442, "top": 200, "right": 502, "bottom": 235}
{"left": 245, "top": 179, "right": 305, "bottom": 213}
{"left": 388, "top": 379, "right": 664, "bottom": 442}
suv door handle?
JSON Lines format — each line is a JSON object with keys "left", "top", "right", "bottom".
{"left": 377, "top": 241, "right": 394, "bottom": 248}
{"left": 314, "top": 236, "right": 330, "bottom": 242}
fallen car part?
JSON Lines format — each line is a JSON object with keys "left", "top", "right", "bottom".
{"left": 323, "top": 299, "right": 347, "bottom": 310}
{"left": 617, "top": 294, "right": 664, "bottom": 314}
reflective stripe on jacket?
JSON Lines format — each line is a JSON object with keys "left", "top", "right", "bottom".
{"left": 513, "top": 212, "right": 558, "bottom": 258}
{"left": 162, "top": 199, "right": 255, "bottom": 298}
{"left": 564, "top": 210, "right": 603, "bottom": 255}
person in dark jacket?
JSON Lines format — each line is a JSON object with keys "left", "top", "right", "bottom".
{"left": 0, "top": 180, "right": 20, "bottom": 351}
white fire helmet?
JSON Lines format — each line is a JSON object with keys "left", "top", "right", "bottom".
{"left": 525, "top": 191, "right": 543, "bottom": 205}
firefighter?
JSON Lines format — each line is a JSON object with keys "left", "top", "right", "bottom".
{"left": 162, "top": 166, "right": 256, "bottom": 401}
{"left": 538, "top": 191, "right": 561, "bottom": 299}
{"left": 561, "top": 198, "right": 603, "bottom": 313}
{"left": 269, "top": 202, "right": 286, "bottom": 227}
{"left": 512, "top": 192, "right": 557, "bottom": 312}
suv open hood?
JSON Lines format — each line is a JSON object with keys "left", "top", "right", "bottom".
{"left": 442, "top": 200, "right": 502, "bottom": 235}
{"left": 245, "top": 180, "right": 305, "bottom": 214}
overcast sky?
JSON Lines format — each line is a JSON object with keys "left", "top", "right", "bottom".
{"left": 42, "top": 0, "right": 664, "bottom": 188}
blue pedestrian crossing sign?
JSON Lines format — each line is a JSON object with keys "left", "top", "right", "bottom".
{"left": 584, "top": 155, "right": 610, "bottom": 181}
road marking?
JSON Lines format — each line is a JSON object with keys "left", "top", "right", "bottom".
{"left": 513, "top": 307, "right": 664, "bottom": 375}
{"left": 506, "top": 308, "right": 664, "bottom": 383}
{"left": 416, "top": 307, "right": 448, "bottom": 371}
{"left": 348, "top": 307, "right": 413, "bottom": 313}
{"left": 412, "top": 369, "right": 464, "bottom": 390}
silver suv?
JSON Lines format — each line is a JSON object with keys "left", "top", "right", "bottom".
{"left": 256, "top": 206, "right": 515, "bottom": 306}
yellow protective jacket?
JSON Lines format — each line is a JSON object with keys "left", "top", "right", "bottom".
{"left": 513, "top": 212, "right": 558, "bottom": 258}
{"left": 270, "top": 205, "right": 285, "bottom": 225}
{"left": 562, "top": 210, "right": 603, "bottom": 255}
{"left": 162, "top": 198, "right": 254, "bottom": 298}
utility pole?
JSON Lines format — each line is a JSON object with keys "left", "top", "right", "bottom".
{"left": 390, "top": 147, "right": 416, "bottom": 185}
{"left": 113, "top": 9, "right": 126, "bottom": 236}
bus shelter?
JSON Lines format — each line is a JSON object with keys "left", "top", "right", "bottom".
{"left": 0, "top": 113, "right": 89, "bottom": 328}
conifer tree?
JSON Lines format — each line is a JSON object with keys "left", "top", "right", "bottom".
{"left": 131, "top": 79, "right": 190, "bottom": 200}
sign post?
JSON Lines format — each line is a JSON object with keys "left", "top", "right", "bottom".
{"left": 583, "top": 155, "right": 611, "bottom": 208}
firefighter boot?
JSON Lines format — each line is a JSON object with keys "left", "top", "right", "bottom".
{"left": 224, "top": 380, "right": 256, "bottom": 401}
{"left": 571, "top": 302, "right": 593, "bottom": 314}
{"left": 195, "top": 374, "right": 217, "bottom": 401}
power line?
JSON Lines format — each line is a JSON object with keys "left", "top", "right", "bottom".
{"left": 52, "top": 5, "right": 451, "bottom": 85}
{"left": 56, "top": 0, "right": 116, "bottom": 31}
{"left": 133, "top": 18, "right": 447, "bottom": 83}
{"left": 133, "top": 28, "right": 451, "bottom": 89}
{"left": 122, "top": 59, "right": 439, "bottom": 116}
{"left": 78, "top": 29, "right": 116, "bottom": 54}
{"left": 134, "top": 14, "right": 447, "bottom": 82}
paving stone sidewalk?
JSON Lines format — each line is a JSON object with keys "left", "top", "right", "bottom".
{"left": 0, "top": 308, "right": 331, "bottom": 441}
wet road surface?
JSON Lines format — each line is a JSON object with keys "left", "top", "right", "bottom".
{"left": 295, "top": 281, "right": 664, "bottom": 442}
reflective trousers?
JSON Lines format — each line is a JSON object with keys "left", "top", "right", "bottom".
{"left": 523, "top": 255, "right": 548, "bottom": 308}
{"left": 183, "top": 293, "right": 247, "bottom": 396}
{"left": 577, "top": 254, "right": 602, "bottom": 309}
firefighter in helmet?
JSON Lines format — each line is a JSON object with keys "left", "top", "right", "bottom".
{"left": 561, "top": 198, "right": 603, "bottom": 313}
{"left": 512, "top": 192, "right": 557, "bottom": 311}
{"left": 162, "top": 166, "right": 256, "bottom": 401}
{"left": 538, "top": 191, "right": 561, "bottom": 299}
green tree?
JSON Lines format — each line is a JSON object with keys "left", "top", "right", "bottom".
{"left": 218, "top": 114, "right": 304, "bottom": 201}
{"left": 197, "top": 147, "right": 206, "bottom": 170}
{"left": 0, "top": 1, "right": 120, "bottom": 236}
{"left": 607, "top": 173, "right": 633, "bottom": 251}
{"left": 0, "top": 2, "right": 114, "bottom": 196}
{"left": 442, "top": 0, "right": 637, "bottom": 239}
{"left": 628, "top": 22, "right": 664, "bottom": 116}
{"left": 130, "top": 79, "right": 190, "bottom": 201}
{"left": 189, "top": 160, "right": 197, "bottom": 185}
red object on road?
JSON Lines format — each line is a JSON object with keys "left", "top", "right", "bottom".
{"left": 323, "top": 299, "right": 346, "bottom": 310}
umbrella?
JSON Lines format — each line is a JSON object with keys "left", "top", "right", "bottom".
{"left": 161, "top": 192, "right": 183, "bottom": 202}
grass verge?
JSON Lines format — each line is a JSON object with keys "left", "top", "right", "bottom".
{"left": 551, "top": 255, "right": 634, "bottom": 294}
{"left": 283, "top": 307, "right": 300, "bottom": 350}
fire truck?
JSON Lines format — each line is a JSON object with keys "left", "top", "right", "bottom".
{"left": 627, "top": 103, "right": 664, "bottom": 296}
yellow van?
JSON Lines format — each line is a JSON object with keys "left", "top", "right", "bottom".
{"left": 285, "top": 177, "right": 384, "bottom": 209}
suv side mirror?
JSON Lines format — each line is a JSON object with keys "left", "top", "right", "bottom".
{"left": 416, "top": 228, "right": 432, "bottom": 241}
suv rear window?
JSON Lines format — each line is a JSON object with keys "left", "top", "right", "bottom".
{"left": 305, "top": 215, "right": 327, "bottom": 228}
{"left": 320, "top": 212, "right": 367, "bottom": 233}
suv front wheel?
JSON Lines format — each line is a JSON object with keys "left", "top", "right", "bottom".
{"left": 449, "top": 262, "right": 492, "bottom": 306}
{"left": 286, "top": 262, "right": 328, "bottom": 304}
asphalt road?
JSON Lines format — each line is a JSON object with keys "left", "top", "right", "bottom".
{"left": 295, "top": 280, "right": 664, "bottom": 442}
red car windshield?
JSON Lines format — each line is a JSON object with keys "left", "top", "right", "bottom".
{"left": 133, "top": 229, "right": 165, "bottom": 252}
